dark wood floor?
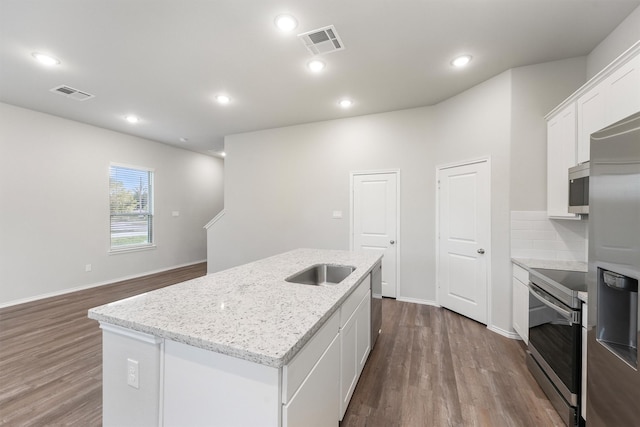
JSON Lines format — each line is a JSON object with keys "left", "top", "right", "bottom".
{"left": 342, "top": 300, "right": 563, "bottom": 427}
{"left": 1, "top": 267, "right": 562, "bottom": 426}
{"left": 0, "top": 263, "right": 207, "bottom": 426}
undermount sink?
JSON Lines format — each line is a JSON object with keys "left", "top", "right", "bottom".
{"left": 286, "top": 264, "right": 356, "bottom": 286}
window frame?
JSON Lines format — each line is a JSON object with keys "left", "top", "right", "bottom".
{"left": 108, "top": 162, "right": 155, "bottom": 254}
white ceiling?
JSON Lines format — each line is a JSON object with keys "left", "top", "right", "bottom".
{"left": 1, "top": 0, "right": 639, "bottom": 155}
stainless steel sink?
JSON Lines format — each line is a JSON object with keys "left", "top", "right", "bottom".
{"left": 286, "top": 264, "right": 356, "bottom": 286}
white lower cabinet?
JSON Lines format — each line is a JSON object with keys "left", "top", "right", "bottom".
{"left": 283, "top": 334, "right": 340, "bottom": 427}
{"left": 356, "top": 290, "right": 371, "bottom": 376}
{"left": 339, "top": 277, "right": 372, "bottom": 420}
{"left": 102, "top": 275, "right": 373, "bottom": 427}
{"left": 512, "top": 263, "right": 529, "bottom": 343}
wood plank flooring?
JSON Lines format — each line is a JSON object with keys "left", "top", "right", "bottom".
{"left": 1, "top": 268, "right": 563, "bottom": 426}
{"left": 342, "top": 299, "right": 564, "bottom": 427}
{"left": 0, "top": 263, "right": 207, "bottom": 426}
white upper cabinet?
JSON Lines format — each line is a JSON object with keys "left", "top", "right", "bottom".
{"left": 577, "top": 52, "right": 640, "bottom": 164}
{"left": 547, "top": 103, "right": 578, "bottom": 218}
{"left": 546, "top": 41, "right": 640, "bottom": 218}
{"left": 604, "top": 53, "right": 640, "bottom": 125}
{"left": 577, "top": 85, "right": 606, "bottom": 164}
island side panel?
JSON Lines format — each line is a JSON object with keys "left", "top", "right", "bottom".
{"left": 101, "top": 324, "right": 163, "bottom": 427}
{"left": 163, "top": 339, "right": 281, "bottom": 427}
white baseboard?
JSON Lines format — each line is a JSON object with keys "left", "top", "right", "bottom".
{"left": 395, "top": 296, "right": 440, "bottom": 307}
{"left": 487, "top": 324, "right": 521, "bottom": 340}
{"left": 0, "top": 260, "right": 206, "bottom": 309}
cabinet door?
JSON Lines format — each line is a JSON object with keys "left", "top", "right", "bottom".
{"left": 356, "top": 290, "right": 371, "bottom": 376}
{"left": 340, "top": 307, "right": 357, "bottom": 420}
{"left": 512, "top": 277, "right": 529, "bottom": 344}
{"left": 577, "top": 85, "right": 606, "bottom": 163}
{"left": 547, "top": 104, "right": 578, "bottom": 218}
{"left": 283, "top": 334, "right": 340, "bottom": 427}
{"left": 604, "top": 54, "right": 640, "bottom": 126}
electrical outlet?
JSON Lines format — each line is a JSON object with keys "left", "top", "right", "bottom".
{"left": 85, "top": 264, "right": 92, "bottom": 272}
{"left": 127, "top": 358, "right": 139, "bottom": 389}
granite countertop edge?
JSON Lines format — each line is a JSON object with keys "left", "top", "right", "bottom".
{"left": 89, "top": 248, "right": 382, "bottom": 368}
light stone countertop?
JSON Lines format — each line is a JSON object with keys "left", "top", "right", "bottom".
{"left": 512, "top": 257, "right": 589, "bottom": 303}
{"left": 88, "top": 248, "right": 382, "bottom": 368}
{"left": 512, "top": 258, "right": 588, "bottom": 273}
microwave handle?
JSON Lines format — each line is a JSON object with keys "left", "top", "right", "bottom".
{"left": 529, "top": 284, "right": 579, "bottom": 325}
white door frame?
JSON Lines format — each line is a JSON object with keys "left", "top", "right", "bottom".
{"left": 349, "top": 169, "right": 401, "bottom": 298}
{"left": 435, "top": 157, "right": 492, "bottom": 326}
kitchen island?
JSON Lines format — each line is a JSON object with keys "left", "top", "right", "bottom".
{"left": 89, "top": 248, "right": 382, "bottom": 427}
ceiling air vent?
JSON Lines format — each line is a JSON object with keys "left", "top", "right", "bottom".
{"left": 50, "top": 85, "right": 95, "bottom": 101}
{"left": 297, "top": 25, "right": 345, "bottom": 55}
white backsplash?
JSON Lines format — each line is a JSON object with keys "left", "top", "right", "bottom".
{"left": 511, "top": 211, "right": 588, "bottom": 262}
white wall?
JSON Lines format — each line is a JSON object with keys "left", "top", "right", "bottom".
{"left": 587, "top": 5, "right": 640, "bottom": 79}
{"left": 0, "top": 103, "right": 224, "bottom": 306}
{"left": 210, "top": 106, "right": 437, "bottom": 302}
{"left": 209, "top": 57, "right": 588, "bottom": 335}
{"left": 510, "top": 57, "right": 586, "bottom": 211}
{"left": 433, "top": 70, "right": 513, "bottom": 333}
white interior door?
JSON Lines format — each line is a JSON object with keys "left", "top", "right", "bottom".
{"left": 352, "top": 172, "right": 398, "bottom": 298}
{"left": 437, "top": 161, "right": 489, "bottom": 324}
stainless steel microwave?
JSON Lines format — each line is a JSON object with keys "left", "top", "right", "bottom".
{"left": 569, "top": 162, "right": 589, "bottom": 214}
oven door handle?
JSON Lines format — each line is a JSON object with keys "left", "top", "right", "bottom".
{"left": 529, "top": 284, "right": 579, "bottom": 325}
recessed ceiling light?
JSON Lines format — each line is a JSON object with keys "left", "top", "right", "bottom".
{"left": 124, "top": 115, "right": 139, "bottom": 124}
{"left": 32, "top": 52, "right": 60, "bottom": 66}
{"left": 307, "top": 59, "right": 326, "bottom": 73}
{"left": 338, "top": 99, "right": 353, "bottom": 108}
{"left": 451, "top": 55, "right": 472, "bottom": 68}
{"left": 216, "top": 95, "right": 230, "bottom": 105}
{"left": 275, "top": 14, "right": 298, "bottom": 31}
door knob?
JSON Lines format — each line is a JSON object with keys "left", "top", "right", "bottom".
{"left": 477, "top": 248, "right": 485, "bottom": 254}
{"left": 390, "top": 240, "right": 395, "bottom": 245}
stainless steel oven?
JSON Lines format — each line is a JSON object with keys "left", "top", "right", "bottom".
{"left": 527, "top": 268, "right": 586, "bottom": 427}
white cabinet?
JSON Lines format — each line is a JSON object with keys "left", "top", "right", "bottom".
{"left": 547, "top": 43, "right": 640, "bottom": 210}
{"left": 339, "top": 276, "right": 372, "bottom": 420}
{"left": 577, "top": 85, "right": 606, "bottom": 164}
{"left": 547, "top": 103, "right": 578, "bottom": 218}
{"left": 356, "top": 290, "right": 371, "bottom": 376}
{"left": 576, "top": 49, "right": 640, "bottom": 164}
{"left": 159, "top": 277, "right": 371, "bottom": 427}
{"left": 603, "top": 53, "right": 640, "bottom": 126}
{"left": 511, "top": 263, "right": 529, "bottom": 343}
{"left": 283, "top": 333, "right": 340, "bottom": 427}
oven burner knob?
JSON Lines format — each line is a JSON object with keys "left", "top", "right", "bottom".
{"left": 477, "top": 248, "right": 485, "bottom": 254}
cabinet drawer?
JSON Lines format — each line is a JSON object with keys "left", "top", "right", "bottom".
{"left": 282, "top": 310, "right": 339, "bottom": 404}
{"left": 513, "top": 264, "right": 529, "bottom": 285}
{"left": 340, "top": 275, "right": 371, "bottom": 328}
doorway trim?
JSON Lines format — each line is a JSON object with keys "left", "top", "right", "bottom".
{"left": 349, "top": 169, "right": 401, "bottom": 298}
{"left": 435, "top": 157, "right": 492, "bottom": 327}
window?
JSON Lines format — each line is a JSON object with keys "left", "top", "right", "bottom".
{"left": 109, "top": 164, "right": 154, "bottom": 251}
